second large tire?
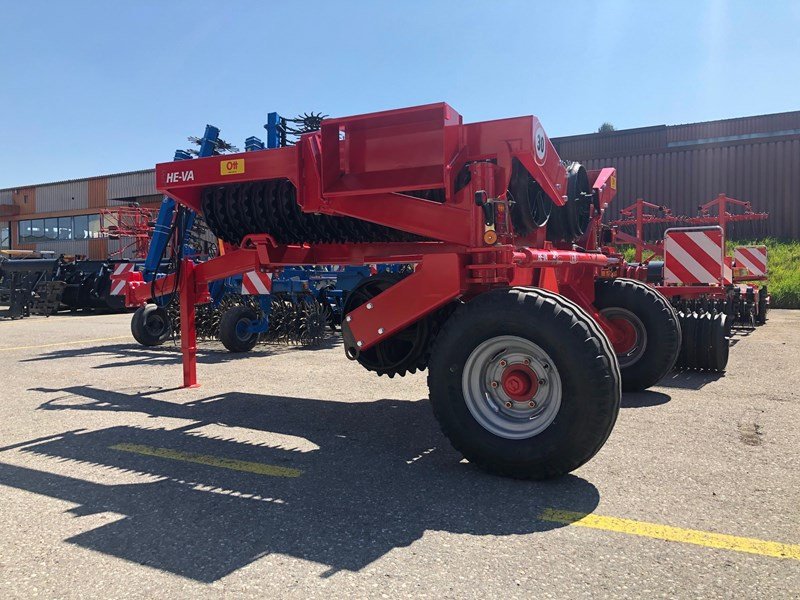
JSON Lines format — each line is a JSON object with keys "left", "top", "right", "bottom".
{"left": 428, "top": 287, "right": 621, "bottom": 480}
{"left": 594, "top": 278, "right": 681, "bottom": 392}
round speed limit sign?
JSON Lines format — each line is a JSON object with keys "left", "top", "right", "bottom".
{"left": 534, "top": 126, "right": 547, "bottom": 164}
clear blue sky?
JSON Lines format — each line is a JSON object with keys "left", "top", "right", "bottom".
{"left": 1, "top": 0, "right": 798, "bottom": 188}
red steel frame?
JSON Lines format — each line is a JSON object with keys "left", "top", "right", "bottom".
{"left": 100, "top": 205, "right": 158, "bottom": 259}
{"left": 610, "top": 198, "right": 685, "bottom": 262}
{"left": 685, "top": 194, "right": 768, "bottom": 228}
{"left": 130, "top": 103, "right": 625, "bottom": 387}
{"left": 611, "top": 194, "right": 768, "bottom": 264}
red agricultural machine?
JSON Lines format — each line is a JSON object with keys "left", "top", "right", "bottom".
{"left": 100, "top": 205, "right": 158, "bottom": 259}
{"left": 123, "top": 103, "right": 688, "bottom": 480}
{"left": 609, "top": 194, "right": 770, "bottom": 371}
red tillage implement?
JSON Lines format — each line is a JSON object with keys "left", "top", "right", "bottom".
{"left": 131, "top": 103, "right": 682, "bottom": 479}
{"left": 100, "top": 205, "right": 158, "bottom": 259}
{"left": 608, "top": 191, "right": 770, "bottom": 358}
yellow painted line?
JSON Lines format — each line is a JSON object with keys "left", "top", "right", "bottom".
{"left": 110, "top": 443, "right": 302, "bottom": 478}
{"left": 0, "top": 335, "right": 131, "bottom": 352}
{"left": 540, "top": 508, "right": 800, "bottom": 561}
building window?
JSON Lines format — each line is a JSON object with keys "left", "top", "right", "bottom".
{"left": 45, "top": 217, "right": 58, "bottom": 240}
{"left": 87, "top": 214, "right": 101, "bottom": 239}
{"left": 16, "top": 214, "right": 101, "bottom": 243}
{"left": 30, "top": 219, "right": 45, "bottom": 241}
{"left": 1, "top": 222, "right": 9, "bottom": 248}
{"left": 73, "top": 214, "right": 89, "bottom": 240}
{"left": 58, "top": 216, "right": 73, "bottom": 240}
{"left": 19, "top": 220, "right": 31, "bottom": 242}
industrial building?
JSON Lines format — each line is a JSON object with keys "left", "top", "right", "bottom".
{"left": 552, "top": 109, "right": 800, "bottom": 239}
{"left": 1, "top": 109, "right": 798, "bottom": 259}
{"left": 0, "top": 170, "right": 161, "bottom": 258}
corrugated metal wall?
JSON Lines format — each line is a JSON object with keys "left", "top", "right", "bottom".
{"left": 31, "top": 239, "right": 89, "bottom": 256}
{"left": 556, "top": 126, "right": 668, "bottom": 159}
{"left": 107, "top": 238, "right": 139, "bottom": 259}
{"left": 88, "top": 238, "right": 106, "bottom": 260}
{"left": 107, "top": 170, "right": 156, "bottom": 200}
{"left": 553, "top": 112, "right": 800, "bottom": 239}
{"left": 88, "top": 177, "right": 107, "bottom": 208}
{"left": 667, "top": 111, "right": 800, "bottom": 144}
{"left": 35, "top": 180, "right": 89, "bottom": 213}
{"left": 11, "top": 187, "right": 36, "bottom": 215}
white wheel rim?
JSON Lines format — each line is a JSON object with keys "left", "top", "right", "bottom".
{"left": 462, "top": 335, "right": 562, "bottom": 440}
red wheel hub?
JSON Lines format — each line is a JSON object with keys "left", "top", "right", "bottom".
{"left": 607, "top": 316, "right": 638, "bottom": 354}
{"left": 500, "top": 364, "right": 539, "bottom": 402}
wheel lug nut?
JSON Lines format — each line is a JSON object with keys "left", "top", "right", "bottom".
{"left": 528, "top": 401, "right": 536, "bottom": 408}
{"left": 538, "top": 378, "right": 546, "bottom": 385}
{"left": 504, "top": 401, "right": 513, "bottom": 408}
{"left": 523, "top": 359, "right": 530, "bottom": 366}
{"left": 499, "top": 360, "right": 507, "bottom": 367}
{"left": 490, "top": 381, "right": 499, "bottom": 388}
{"left": 542, "top": 363, "right": 550, "bottom": 370}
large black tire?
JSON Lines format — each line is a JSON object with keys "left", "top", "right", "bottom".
{"left": 707, "top": 313, "right": 730, "bottom": 371}
{"left": 695, "top": 313, "right": 713, "bottom": 370}
{"left": 673, "top": 311, "right": 729, "bottom": 372}
{"left": 131, "top": 304, "right": 171, "bottom": 346}
{"left": 675, "top": 311, "right": 691, "bottom": 370}
{"left": 428, "top": 287, "right": 621, "bottom": 480}
{"left": 594, "top": 278, "right": 681, "bottom": 392}
{"left": 756, "top": 286, "right": 768, "bottom": 325}
{"left": 219, "top": 305, "right": 259, "bottom": 353}
{"left": 343, "top": 273, "right": 433, "bottom": 377}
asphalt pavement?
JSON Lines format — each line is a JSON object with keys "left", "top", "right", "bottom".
{"left": 0, "top": 310, "right": 797, "bottom": 598}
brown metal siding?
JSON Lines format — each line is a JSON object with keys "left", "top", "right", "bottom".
{"left": 667, "top": 111, "right": 800, "bottom": 143}
{"left": 555, "top": 126, "right": 667, "bottom": 160}
{"left": 581, "top": 141, "right": 800, "bottom": 239}
{"left": 555, "top": 114, "right": 800, "bottom": 239}
{"left": 11, "top": 187, "right": 35, "bottom": 215}
{"left": 88, "top": 238, "right": 107, "bottom": 260}
{"left": 88, "top": 177, "right": 107, "bottom": 208}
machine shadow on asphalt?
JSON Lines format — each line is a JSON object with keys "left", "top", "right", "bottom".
{"left": 657, "top": 371, "right": 724, "bottom": 391}
{"left": 18, "top": 339, "right": 341, "bottom": 369}
{"left": 620, "top": 390, "right": 671, "bottom": 408}
{"left": 0, "top": 386, "right": 601, "bottom": 582}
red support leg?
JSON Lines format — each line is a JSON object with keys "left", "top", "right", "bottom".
{"left": 179, "top": 258, "right": 199, "bottom": 388}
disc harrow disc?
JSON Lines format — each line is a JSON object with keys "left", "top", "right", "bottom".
{"left": 201, "top": 180, "right": 421, "bottom": 246}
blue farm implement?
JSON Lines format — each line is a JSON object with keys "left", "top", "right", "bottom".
{"left": 120, "top": 119, "right": 400, "bottom": 350}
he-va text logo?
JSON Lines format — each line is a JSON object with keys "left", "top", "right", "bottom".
{"left": 165, "top": 170, "right": 195, "bottom": 183}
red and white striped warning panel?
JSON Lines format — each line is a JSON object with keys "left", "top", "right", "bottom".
{"left": 111, "top": 262, "right": 137, "bottom": 276}
{"left": 110, "top": 279, "right": 128, "bottom": 296}
{"left": 722, "top": 257, "right": 733, "bottom": 285}
{"left": 109, "top": 263, "right": 139, "bottom": 295}
{"left": 734, "top": 245, "right": 768, "bottom": 277}
{"left": 663, "top": 226, "right": 725, "bottom": 285}
{"left": 241, "top": 270, "right": 273, "bottom": 295}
